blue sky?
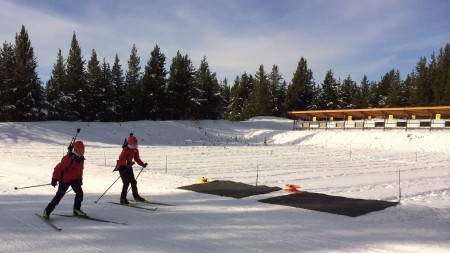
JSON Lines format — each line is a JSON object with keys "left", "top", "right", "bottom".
{"left": 1, "top": 0, "right": 449, "bottom": 86}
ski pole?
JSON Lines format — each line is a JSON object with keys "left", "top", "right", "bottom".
{"left": 127, "top": 166, "right": 145, "bottom": 193}
{"left": 94, "top": 167, "right": 129, "bottom": 203}
{"left": 94, "top": 175, "right": 121, "bottom": 203}
{"left": 14, "top": 183, "right": 51, "bottom": 190}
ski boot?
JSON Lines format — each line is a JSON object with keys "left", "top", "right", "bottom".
{"left": 42, "top": 209, "right": 50, "bottom": 220}
{"left": 73, "top": 209, "right": 87, "bottom": 217}
{"left": 134, "top": 196, "right": 146, "bottom": 202}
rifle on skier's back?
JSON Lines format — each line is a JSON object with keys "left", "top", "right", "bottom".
{"left": 67, "top": 128, "right": 81, "bottom": 154}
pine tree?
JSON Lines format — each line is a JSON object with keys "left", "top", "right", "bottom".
{"left": 219, "top": 78, "right": 231, "bottom": 119}
{"left": 241, "top": 73, "right": 254, "bottom": 119}
{"left": 319, "top": 70, "right": 340, "bottom": 109}
{"left": 385, "top": 69, "right": 403, "bottom": 107}
{"left": 124, "top": 44, "right": 142, "bottom": 120}
{"left": 195, "top": 56, "right": 223, "bottom": 119}
{"left": 268, "top": 65, "right": 285, "bottom": 116}
{"left": 167, "top": 51, "right": 196, "bottom": 119}
{"left": 438, "top": 43, "right": 450, "bottom": 105}
{"left": 85, "top": 49, "right": 101, "bottom": 121}
{"left": 45, "top": 49, "right": 67, "bottom": 119}
{"left": 401, "top": 74, "right": 413, "bottom": 107}
{"left": 354, "top": 75, "right": 372, "bottom": 108}
{"left": 194, "top": 56, "right": 208, "bottom": 119}
{"left": 377, "top": 70, "right": 391, "bottom": 107}
{"left": 111, "top": 54, "right": 125, "bottom": 121}
{"left": 250, "top": 64, "right": 272, "bottom": 116}
{"left": 285, "top": 57, "right": 315, "bottom": 111}
{"left": 99, "top": 58, "right": 117, "bottom": 121}
{"left": 12, "top": 25, "right": 46, "bottom": 121}
{"left": 405, "top": 72, "right": 417, "bottom": 106}
{"left": 310, "top": 84, "right": 321, "bottom": 110}
{"left": 340, "top": 75, "right": 357, "bottom": 109}
{"left": 435, "top": 44, "right": 450, "bottom": 105}
{"left": 369, "top": 81, "right": 380, "bottom": 108}
{"left": 241, "top": 87, "right": 257, "bottom": 119}
{"left": 238, "top": 73, "right": 256, "bottom": 120}
{"left": 0, "top": 42, "right": 15, "bottom": 121}
{"left": 428, "top": 52, "right": 439, "bottom": 105}
{"left": 411, "top": 57, "right": 431, "bottom": 106}
{"left": 226, "top": 73, "right": 254, "bottom": 120}
{"left": 65, "top": 32, "right": 86, "bottom": 120}
{"left": 227, "top": 76, "right": 242, "bottom": 120}
{"left": 371, "top": 82, "right": 383, "bottom": 108}
{"left": 278, "top": 80, "right": 288, "bottom": 115}
{"left": 141, "top": 45, "right": 167, "bottom": 120}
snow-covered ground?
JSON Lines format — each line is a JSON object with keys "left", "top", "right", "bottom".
{"left": 1, "top": 117, "right": 449, "bottom": 253}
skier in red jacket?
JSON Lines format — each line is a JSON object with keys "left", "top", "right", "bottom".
{"left": 115, "top": 134, "right": 147, "bottom": 204}
{"left": 43, "top": 141, "right": 86, "bottom": 219}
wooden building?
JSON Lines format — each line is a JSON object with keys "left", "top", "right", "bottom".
{"left": 288, "top": 106, "right": 450, "bottom": 130}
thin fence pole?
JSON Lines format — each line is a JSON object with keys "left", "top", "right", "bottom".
{"left": 255, "top": 165, "right": 259, "bottom": 186}
{"left": 398, "top": 169, "right": 401, "bottom": 203}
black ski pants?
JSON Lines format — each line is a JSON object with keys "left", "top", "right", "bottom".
{"left": 45, "top": 179, "right": 83, "bottom": 214}
{"left": 119, "top": 166, "right": 140, "bottom": 200}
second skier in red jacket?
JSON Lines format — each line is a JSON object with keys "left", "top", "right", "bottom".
{"left": 115, "top": 134, "right": 148, "bottom": 204}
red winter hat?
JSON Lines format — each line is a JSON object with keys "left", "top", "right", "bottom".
{"left": 128, "top": 135, "right": 138, "bottom": 146}
{"left": 73, "top": 141, "right": 85, "bottom": 155}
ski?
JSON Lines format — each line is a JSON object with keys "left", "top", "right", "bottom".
{"left": 107, "top": 201, "right": 158, "bottom": 211}
{"left": 35, "top": 213, "right": 62, "bottom": 231}
{"left": 53, "top": 214, "right": 127, "bottom": 225}
{"left": 129, "top": 199, "right": 175, "bottom": 206}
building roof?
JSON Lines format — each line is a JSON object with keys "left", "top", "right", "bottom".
{"left": 288, "top": 106, "right": 450, "bottom": 120}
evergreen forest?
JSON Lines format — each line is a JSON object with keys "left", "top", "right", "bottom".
{"left": 1, "top": 26, "right": 450, "bottom": 122}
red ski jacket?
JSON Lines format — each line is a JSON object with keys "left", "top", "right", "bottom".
{"left": 116, "top": 147, "right": 144, "bottom": 169}
{"left": 52, "top": 154, "right": 84, "bottom": 183}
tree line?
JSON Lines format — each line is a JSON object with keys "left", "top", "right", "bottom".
{"left": 1, "top": 25, "right": 449, "bottom": 122}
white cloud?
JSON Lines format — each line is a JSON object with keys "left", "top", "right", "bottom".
{"left": 2, "top": 0, "right": 449, "bottom": 85}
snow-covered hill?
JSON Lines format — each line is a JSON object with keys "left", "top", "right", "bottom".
{"left": 1, "top": 117, "right": 449, "bottom": 253}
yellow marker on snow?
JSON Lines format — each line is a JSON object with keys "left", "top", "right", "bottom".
{"left": 198, "top": 177, "right": 208, "bottom": 184}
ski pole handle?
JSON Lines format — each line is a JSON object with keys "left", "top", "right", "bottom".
{"left": 14, "top": 183, "right": 51, "bottom": 190}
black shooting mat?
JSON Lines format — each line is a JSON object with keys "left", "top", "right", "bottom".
{"left": 178, "top": 180, "right": 282, "bottom": 199}
{"left": 259, "top": 191, "right": 399, "bottom": 217}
